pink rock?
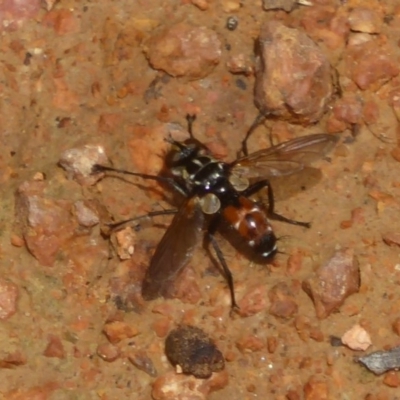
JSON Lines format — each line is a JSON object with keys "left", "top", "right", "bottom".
{"left": 347, "top": 40, "right": 399, "bottom": 91}
{"left": 43, "top": 335, "right": 65, "bottom": 358}
{"left": 59, "top": 144, "right": 108, "bottom": 186}
{"left": 73, "top": 200, "right": 100, "bottom": 228}
{"left": 341, "top": 324, "right": 372, "bottom": 351}
{"left": 268, "top": 282, "right": 298, "bottom": 319}
{"left": 15, "top": 181, "right": 77, "bottom": 267}
{"left": 144, "top": 23, "right": 222, "bottom": 80}
{"left": 348, "top": 7, "right": 382, "bottom": 34}
{"left": 0, "top": 0, "right": 41, "bottom": 31}
{"left": 0, "top": 279, "right": 18, "bottom": 320}
{"left": 254, "top": 21, "right": 333, "bottom": 124}
{"left": 302, "top": 248, "right": 360, "bottom": 319}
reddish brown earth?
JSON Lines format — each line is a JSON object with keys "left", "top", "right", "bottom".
{"left": 2, "top": 0, "right": 400, "bottom": 399}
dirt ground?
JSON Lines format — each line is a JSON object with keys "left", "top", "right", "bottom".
{"left": 2, "top": 0, "right": 400, "bottom": 399}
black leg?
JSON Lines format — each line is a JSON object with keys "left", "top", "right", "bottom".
{"left": 207, "top": 220, "right": 239, "bottom": 310}
{"left": 240, "top": 113, "right": 267, "bottom": 157}
{"left": 244, "top": 179, "right": 310, "bottom": 228}
{"left": 186, "top": 114, "right": 196, "bottom": 138}
{"left": 105, "top": 209, "right": 178, "bottom": 232}
{"left": 92, "top": 164, "right": 188, "bottom": 196}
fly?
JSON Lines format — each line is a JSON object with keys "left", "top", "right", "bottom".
{"left": 93, "top": 115, "right": 338, "bottom": 309}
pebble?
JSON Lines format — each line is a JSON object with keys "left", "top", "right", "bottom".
{"left": 59, "top": 144, "right": 108, "bottom": 186}
{"left": 341, "top": 324, "right": 372, "bottom": 351}
{"left": 347, "top": 40, "right": 399, "bottom": 91}
{"left": 15, "top": 181, "right": 77, "bottom": 267}
{"left": 152, "top": 370, "right": 228, "bottom": 400}
{"left": 268, "top": 282, "right": 298, "bottom": 319}
{"left": 102, "top": 320, "right": 139, "bottom": 344}
{"left": 357, "top": 346, "right": 400, "bottom": 375}
{"left": 348, "top": 7, "right": 382, "bottom": 34}
{"left": 73, "top": 200, "right": 100, "bottom": 228}
{"left": 302, "top": 248, "right": 360, "bottom": 319}
{"left": 165, "top": 325, "right": 224, "bottom": 379}
{"left": 0, "top": 279, "right": 18, "bottom": 320}
{"left": 254, "top": 21, "right": 333, "bottom": 124}
{"left": 262, "top": 0, "right": 296, "bottom": 12}
{"left": 96, "top": 343, "right": 120, "bottom": 362}
{"left": 114, "top": 227, "right": 136, "bottom": 260}
{"left": 43, "top": 335, "right": 66, "bottom": 359}
{"left": 303, "top": 376, "right": 329, "bottom": 400}
{"left": 144, "top": 23, "right": 222, "bottom": 81}
{"left": 128, "top": 350, "right": 158, "bottom": 377}
{"left": 382, "top": 232, "right": 400, "bottom": 247}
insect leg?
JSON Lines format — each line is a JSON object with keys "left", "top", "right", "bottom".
{"left": 240, "top": 113, "right": 267, "bottom": 157}
{"left": 244, "top": 179, "right": 311, "bottom": 228}
{"left": 186, "top": 114, "right": 197, "bottom": 138}
{"left": 92, "top": 164, "right": 188, "bottom": 196}
{"left": 105, "top": 209, "right": 178, "bottom": 233}
{"left": 207, "top": 220, "right": 239, "bottom": 310}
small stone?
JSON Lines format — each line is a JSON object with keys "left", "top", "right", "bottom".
{"left": 152, "top": 370, "right": 228, "bottom": 400}
{"left": 74, "top": 200, "right": 100, "bottom": 227}
{"left": 10, "top": 233, "right": 24, "bottom": 247}
{"left": 191, "top": 0, "right": 209, "bottom": 10}
{"left": 237, "top": 285, "right": 268, "bottom": 317}
{"left": 144, "top": 23, "right": 221, "bottom": 81}
{"left": 254, "top": 21, "right": 333, "bottom": 124}
{"left": 0, "top": 350, "right": 27, "bottom": 368}
{"left": 383, "top": 371, "right": 400, "bottom": 388}
{"left": 59, "top": 144, "right": 108, "bottom": 186}
{"left": 357, "top": 346, "right": 400, "bottom": 375}
{"left": 221, "top": 0, "right": 240, "bottom": 12}
{"left": 236, "top": 334, "right": 264, "bottom": 353}
{"left": 43, "top": 335, "right": 65, "bottom": 359}
{"left": 226, "top": 16, "right": 238, "bottom": 31}
{"left": 341, "top": 324, "right": 372, "bottom": 351}
{"left": 262, "top": 0, "right": 296, "bottom": 12}
{"left": 268, "top": 282, "right": 298, "bottom": 319}
{"left": 165, "top": 325, "right": 224, "bottom": 379}
{"left": 97, "top": 343, "right": 120, "bottom": 362}
{"left": 226, "top": 53, "right": 253, "bottom": 75}
{"left": 128, "top": 350, "right": 157, "bottom": 377}
{"left": 15, "top": 181, "right": 77, "bottom": 267}
{"left": 348, "top": 8, "right": 382, "bottom": 34}
{"left": 103, "top": 321, "right": 139, "bottom": 344}
{"left": 114, "top": 227, "right": 135, "bottom": 260}
{"left": 0, "top": 279, "right": 18, "bottom": 320}
{"left": 303, "top": 377, "right": 328, "bottom": 400}
{"left": 302, "top": 248, "right": 360, "bottom": 319}
{"left": 382, "top": 232, "right": 400, "bottom": 247}
{"left": 392, "top": 317, "right": 400, "bottom": 336}
{"left": 347, "top": 41, "right": 399, "bottom": 91}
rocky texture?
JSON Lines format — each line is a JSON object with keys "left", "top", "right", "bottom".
{"left": 144, "top": 23, "right": 222, "bottom": 80}
{"left": 152, "top": 370, "right": 229, "bottom": 400}
{"left": 254, "top": 21, "right": 333, "bottom": 124}
{"left": 59, "top": 145, "right": 108, "bottom": 186}
{"left": 14, "top": 181, "right": 77, "bottom": 267}
{"left": 302, "top": 248, "right": 360, "bottom": 319}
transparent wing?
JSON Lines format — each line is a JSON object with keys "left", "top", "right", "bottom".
{"left": 231, "top": 134, "right": 338, "bottom": 179}
{"left": 142, "top": 197, "right": 204, "bottom": 300}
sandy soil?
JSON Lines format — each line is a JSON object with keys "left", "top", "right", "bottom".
{"left": 2, "top": 0, "right": 400, "bottom": 399}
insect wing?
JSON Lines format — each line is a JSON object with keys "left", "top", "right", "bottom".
{"left": 142, "top": 197, "right": 204, "bottom": 300}
{"left": 231, "top": 134, "right": 338, "bottom": 179}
